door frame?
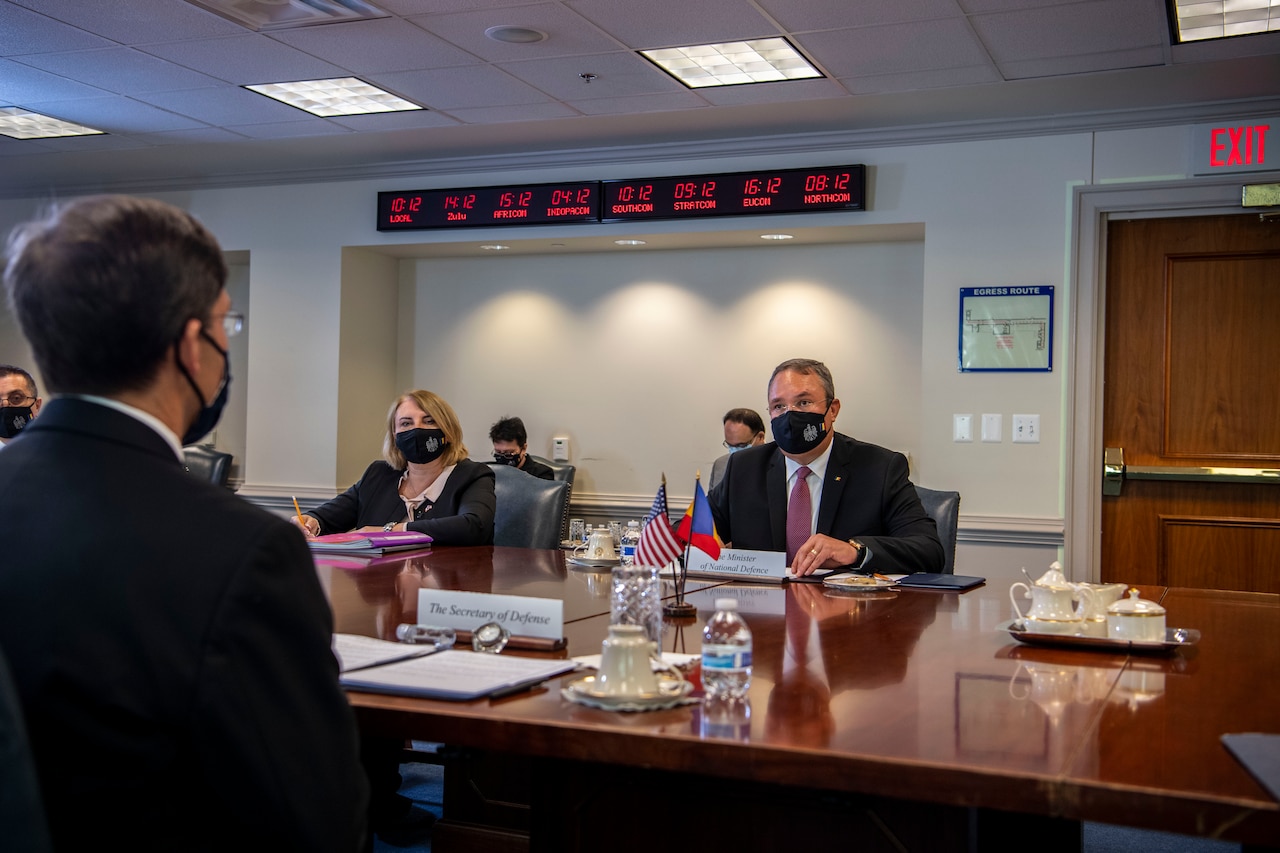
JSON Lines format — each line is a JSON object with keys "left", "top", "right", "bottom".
{"left": 1066, "top": 170, "right": 1280, "bottom": 582}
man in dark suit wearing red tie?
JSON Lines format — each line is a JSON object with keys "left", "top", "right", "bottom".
{"left": 0, "top": 196, "right": 369, "bottom": 850}
{"left": 708, "top": 357, "right": 943, "bottom": 576}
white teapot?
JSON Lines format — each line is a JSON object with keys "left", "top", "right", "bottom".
{"left": 1010, "top": 562, "right": 1093, "bottom": 632}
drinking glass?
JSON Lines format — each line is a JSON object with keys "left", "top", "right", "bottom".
{"left": 610, "top": 564, "right": 663, "bottom": 646}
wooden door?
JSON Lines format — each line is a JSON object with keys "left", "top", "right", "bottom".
{"left": 1101, "top": 214, "right": 1280, "bottom": 592}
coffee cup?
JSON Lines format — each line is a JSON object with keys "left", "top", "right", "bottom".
{"left": 595, "top": 624, "right": 679, "bottom": 697}
{"left": 576, "top": 527, "right": 618, "bottom": 561}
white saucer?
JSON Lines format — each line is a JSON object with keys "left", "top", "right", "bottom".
{"left": 567, "top": 555, "right": 620, "bottom": 568}
{"left": 823, "top": 575, "right": 898, "bottom": 591}
{"left": 561, "top": 673, "right": 694, "bottom": 712}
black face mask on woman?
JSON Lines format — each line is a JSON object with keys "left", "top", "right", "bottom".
{"left": 396, "top": 428, "right": 448, "bottom": 465}
{"left": 771, "top": 408, "right": 829, "bottom": 456}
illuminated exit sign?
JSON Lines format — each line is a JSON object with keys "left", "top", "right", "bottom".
{"left": 1193, "top": 119, "right": 1276, "bottom": 175}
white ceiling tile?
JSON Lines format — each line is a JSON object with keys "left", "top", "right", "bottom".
{"left": 139, "top": 34, "right": 347, "bottom": 85}
{"left": 221, "top": 119, "right": 350, "bottom": 139}
{"left": 134, "top": 85, "right": 309, "bottom": 125}
{"left": 15, "top": 48, "right": 225, "bottom": 94}
{"left": 843, "top": 65, "right": 1002, "bottom": 95}
{"left": 412, "top": 3, "right": 621, "bottom": 61}
{"left": 19, "top": 95, "right": 210, "bottom": 132}
{"left": 693, "top": 76, "right": 850, "bottom": 105}
{"left": 799, "top": 20, "right": 994, "bottom": 78}
{"left": 567, "top": 91, "right": 710, "bottom": 115}
{"left": 370, "top": 65, "right": 555, "bottom": 109}
{"left": 970, "top": 0, "right": 1168, "bottom": 63}
{"left": 999, "top": 47, "right": 1173, "bottom": 79}
{"left": 755, "top": 0, "right": 966, "bottom": 30}
{"left": 9, "top": 0, "right": 245, "bottom": 44}
{"left": 269, "top": 16, "right": 480, "bottom": 73}
{"left": 443, "top": 102, "right": 582, "bottom": 123}
{"left": 496, "top": 52, "right": 683, "bottom": 99}
{"left": 0, "top": 57, "right": 111, "bottom": 103}
{"left": 567, "top": 0, "right": 780, "bottom": 48}
{"left": 327, "top": 109, "right": 461, "bottom": 131}
{"left": 0, "top": 2, "right": 114, "bottom": 55}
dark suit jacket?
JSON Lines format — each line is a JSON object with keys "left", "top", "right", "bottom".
{"left": 310, "top": 458, "right": 495, "bottom": 545}
{"left": 518, "top": 456, "right": 555, "bottom": 481}
{"left": 708, "top": 433, "right": 944, "bottom": 573}
{"left": 0, "top": 398, "right": 368, "bottom": 851}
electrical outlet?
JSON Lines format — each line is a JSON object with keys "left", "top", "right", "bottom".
{"left": 953, "top": 414, "right": 973, "bottom": 443}
{"left": 981, "top": 413, "right": 1002, "bottom": 443}
{"left": 1012, "top": 414, "right": 1040, "bottom": 444}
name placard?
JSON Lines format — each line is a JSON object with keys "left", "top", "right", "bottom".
{"left": 417, "top": 589, "right": 563, "bottom": 641}
{"left": 684, "top": 547, "right": 787, "bottom": 583}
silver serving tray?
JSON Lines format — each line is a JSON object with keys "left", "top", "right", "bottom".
{"left": 998, "top": 619, "right": 1200, "bottom": 654}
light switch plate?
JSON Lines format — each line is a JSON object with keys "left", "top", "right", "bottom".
{"left": 981, "top": 413, "right": 1002, "bottom": 443}
{"left": 1012, "top": 414, "right": 1040, "bottom": 444}
{"left": 953, "top": 414, "right": 973, "bottom": 443}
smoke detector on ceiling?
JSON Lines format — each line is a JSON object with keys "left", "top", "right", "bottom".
{"left": 188, "top": 0, "right": 387, "bottom": 31}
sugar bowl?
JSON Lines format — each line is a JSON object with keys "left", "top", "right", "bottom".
{"left": 1106, "top": 589, "right": 1166, "bottom": 642}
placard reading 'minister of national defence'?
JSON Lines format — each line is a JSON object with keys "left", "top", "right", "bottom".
{"left": 958, "top": 286, "right": 1053, "bottom": 372}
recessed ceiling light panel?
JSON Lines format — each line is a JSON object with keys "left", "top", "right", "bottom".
{"left": 0, "top": 108, "right": 104, "bottom": 139}
{"left": 188, "top": 0, "right": 387, "bottom": 32}
{"left": 641, "top": 38, "right": 822, "bottom": 88}
{"left": 1170, "top": 0, "right": 1280, "bottom": 43}
{"left": 245, "top": 78, "right": 422, "bottom": 117}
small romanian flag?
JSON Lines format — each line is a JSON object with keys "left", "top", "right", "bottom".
{"left": 675, "top": 477, "right": 723, "bottom": 561}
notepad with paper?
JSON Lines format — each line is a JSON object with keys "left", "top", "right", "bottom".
{"left": 308, "top": 530, "right": 433, "bottom": 555}
{"left": 339, "top": 649, "right": 578, "bottom": 701}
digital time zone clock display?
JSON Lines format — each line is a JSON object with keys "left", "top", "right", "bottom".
{"left": 601, "top": 165, "right": 865, "bottom": 222}
{"left": 377, "top": 181, "right": 598, "bottom": 231}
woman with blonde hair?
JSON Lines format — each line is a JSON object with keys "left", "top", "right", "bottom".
{"left": 296, "top": 389, "right": 494, "bottom": 545}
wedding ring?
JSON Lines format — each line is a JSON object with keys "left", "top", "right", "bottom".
{"left": 810, "top": 548, "right": 818, "bottom": 555}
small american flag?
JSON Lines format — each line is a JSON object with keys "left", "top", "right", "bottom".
{"left": 637, "top": 479, "right": 683, "bottom": 568}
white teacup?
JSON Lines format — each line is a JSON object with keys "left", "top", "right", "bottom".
{"left": 576, "top": 528, "right": 618, "bottom": 561}
{"left": 595, "top": 624, "right": 678, "bottom": 697}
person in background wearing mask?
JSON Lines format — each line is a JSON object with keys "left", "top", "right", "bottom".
{"left": 0, "top": 364, "right": 42, "bottom": 447}
{"left": 295, "top": 389, "right": 495, "bottom": 545}
{"left": 707, "top": 407, "right": 765, "bottom": 491}
{"left": 0, "top": 195, "right": 368, "bottom": 851}
{"left": 709, "top": 358, "right": 942, "bottom": 577}
{"left": 489, "top": 414, "right": 554, "bottom": 480}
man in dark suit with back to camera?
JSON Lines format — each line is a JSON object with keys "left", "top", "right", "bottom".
{"left": 709, "top": 357, "right": 943, "bottom": 576}
{"left": 0, "top": 196, "right": 369, "bottom": 851}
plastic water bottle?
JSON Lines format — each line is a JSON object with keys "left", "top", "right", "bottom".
{"left": 701, "top": 598, "right": 752, "bottom": 700}
{"left": 619, "top": 520, "right": 640, "bottom": 566}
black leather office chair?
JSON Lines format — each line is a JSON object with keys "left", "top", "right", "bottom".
{"left": 182, "top": 445, "right": 233, "bottom": 489}
{"left": 491, "top": 464, "right": 572, "bottom": 549}
{"left": 0, "top": 647, "right": 52, "bottom": 853}
{"left": 527, "top": 454, "right": 576, "bottom": 489}
{"left": 914, "top": 485, "right": 960, "bottom": 574}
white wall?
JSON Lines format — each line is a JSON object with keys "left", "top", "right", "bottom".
{"left": 0, "top": 123, "right": 1205, "bottom": 554}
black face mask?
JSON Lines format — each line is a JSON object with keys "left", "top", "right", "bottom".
{"left": 396, "top": 428, "right": 448, "bottom": 465}
{"left": 0, "top": 405, "right": 34, "bottom": 439}
{"left": 177, "top": 329, "right": 231, "bottom": 446}
{"left": 493, "top": 452, "right": 521, "bottom": 467}
{"left": 771, "top": 408, "right": 829, "bottom": 456}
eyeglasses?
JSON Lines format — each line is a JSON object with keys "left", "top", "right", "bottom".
{"left": 2, "top": 391, "right": 36, "bottom": 407}
{"left": 768, "top": 398, "right": 829, "bottom": 417}
{"left": 212, "top": 311, "right": 243, "bottom": 338}
{"left": 722, "top": 439, "right": 755, "bottom": 450}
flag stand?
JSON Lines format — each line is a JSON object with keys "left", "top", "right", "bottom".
{"left": 662, "top": 548, "right": 697, "bottom": 617}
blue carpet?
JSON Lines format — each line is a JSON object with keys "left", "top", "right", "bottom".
{"left": 372, "top": 762, "right": 442, "bottom": 853}
{"left": 1083, "top": 822, "right": 1240, "bottom": 852}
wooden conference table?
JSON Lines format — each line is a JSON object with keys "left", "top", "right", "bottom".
{"left": 320, "top": 546, "right": 1280, "bottom": 852}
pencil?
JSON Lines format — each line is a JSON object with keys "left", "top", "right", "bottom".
{"left": 292, "top": 496, "right": 305, "bottom": 527}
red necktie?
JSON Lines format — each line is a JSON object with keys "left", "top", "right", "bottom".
{"left": 786, "top": 465, "right": 812, "bottom": 565}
